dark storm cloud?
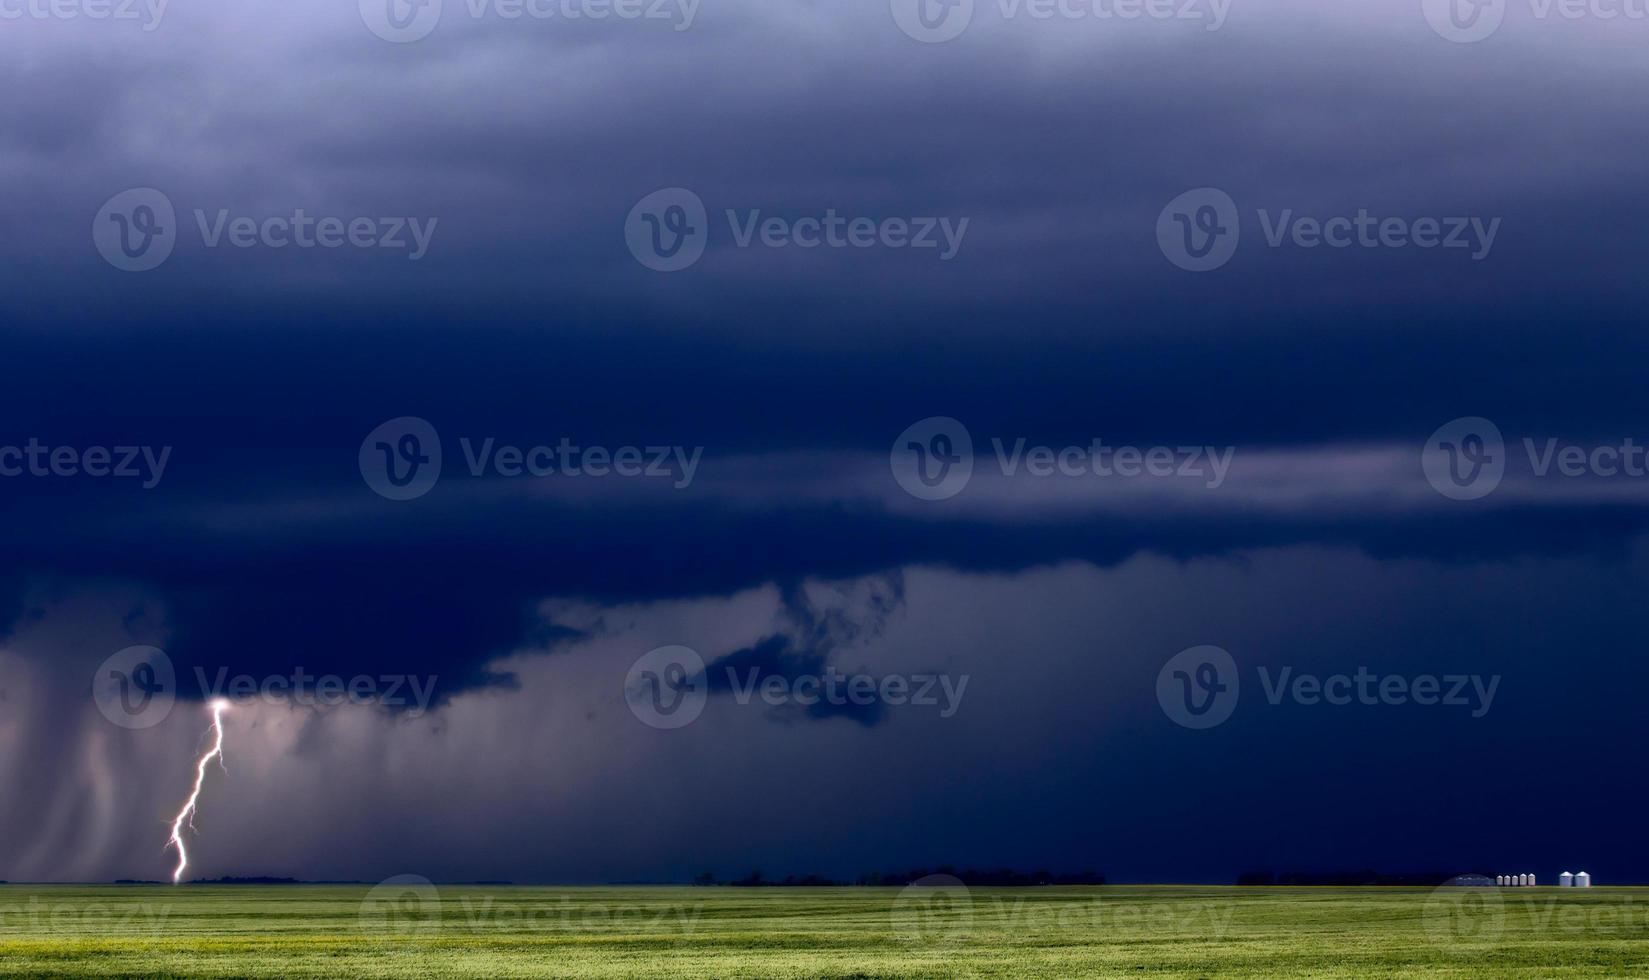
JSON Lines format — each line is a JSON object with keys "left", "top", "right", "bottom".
{"left": 705, "top": 635, "right": 884, "bottom": 724}
{"left": 5, "top": 0, "right": 1649, "bottom": 326}
{"left": 15, "top": 550, "right": 1649, "bottom": 885}
{"left": 702, "top": 577, "right": 906, "bottom": 724}
{"left": 6, "top": 310, "right": 1649, "bottom": 702}
{"left": 5, "top": 0, "right": 1649, "bottom": 883}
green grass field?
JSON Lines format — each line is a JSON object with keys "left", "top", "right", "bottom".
{"left": 2, "top": 883, "right": 1647, "bottom": 977}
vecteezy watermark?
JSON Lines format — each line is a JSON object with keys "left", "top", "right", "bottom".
{"left": 889, "top": 417, "right": 974, "bottom": 501}
{"left": 890, "top": 878, "right": 1233, "bottom": 945}
{"left": 1157, "top": 646, "right": 1501, "bottom": 729}
{"left": 891, "top": 875, "right": 974, "bottom": 945}
{"left": 890, "top": 416, "right": 1235, "bottom": 501}
{"left": 454, "top": 894, "right": 705, "bottom": 933}
{"left": 359, "top": 417, "right": 443, "bottom": 501}
{"left": 1423, "top": 417, "right": 1506, "bottom": 501}
{"left": 624, "top": 645, "right": 709, "bottom": 729}
{"left": 1155, "top": 645, "right": 1240, "bottom": 729}
{"left": 359, "top": 416, "right": 703, "bottom": 501}
{"left": 92, "top": 647, "right": 438, "bottom": 728}
{"left": 195, "top": 667, "right": 439, "bottom": 716}
{"left": 0, "top": 0, "right": 166, "bottom": 30}
{"left": 1423, "top": 878, "right": 1506, "bottom": 949}
{"left": 1423, "top": 415, "right": 1649, "bottom": 501}
{"left": 1156, "top": 188, "right": 1500, "bottom": 272}
{"left": 1419, "top": 878, "right": 1649, "bottom": 950}
{"left": 0, "top": 439, "right": 171, "bottom": 489}
{"left": 360, "top": 875, "right": 443, "bottom": 937}
{"left": 1423, "top": 0, "right": 1649, "bottom": 43}
{"left": 623, "top": 645, "right": 969, "bottom": 729}
{"left": 92, "top": 188, "right": 176, "bottom": 272}
{"left": 93, "top": 188, "right": 436, "bottom": 272}
{"left": 890, "top": 0, "right": 1230, "bottom": 43}
{"left": 722, "top": 666, "right": 968, "bottom": 717}
{"left": 360, "top": 0, "right": 698, "bottom": 43}
{"left": 625, "top": 187, "right": 969, "bottom": 272}
{"left": 92, "top": 645, "right": 177, "bottom": 730}
{"left": 1426, "top": 878, "right": 1649, "bottom": 951}
{"left": 0, "top": 897, "right": 175, "bottom": 936}
{"left": 0, "top": 661, "right": 14, "bottom": 721}
{"left": 989, "top": 893, "right": 1234, "bottom": 937}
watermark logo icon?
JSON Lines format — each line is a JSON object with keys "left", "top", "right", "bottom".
{"left": 624, "top": 645, "right": 708, "bottom": 729}
{"left": 626, "top": 188, "right": 709, "bottom": 272}
{"left": 361, "top": 0, "right": 443, "bottom": 41}
{"left": 891, "top": 417, "right": 974, "bottom": 501}
{"left": 92, "top": 645, "right": 176, "bottom": 730}
{"left": 0, "top": 656, "right": 15, "bottom": 720}
{"left": 891, "top": 874, "right": 973, "bottom": 945}
{"left": 93, "top": 188, "right": 176, "bottom": 272}
{"left": 1157, "top": 645, "right": 1239, "bottom": 729}
{"left": 1422, "top": 878, "right": 1505, "bottom": 948}
{"left": 360, "top": 417, "right": 443, "bottom": 501}
{"left": 891, "top": 0, "right": 974, "bottom": 42}
{"left": 360, "top": 874, "right": 443, "bottom": 937}
{"left": 1422, "top": 0, "right": 1506, "bottom": 42}
{"left": 1157, "top": 188, "right": 1240, "bottom": 272}
{"left": 1423, "top": 417, "right": 1505, "bottom": 501}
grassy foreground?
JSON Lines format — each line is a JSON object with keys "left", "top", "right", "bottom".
{"left": 2, "top": 883, "right": 1647, "bottom": 977}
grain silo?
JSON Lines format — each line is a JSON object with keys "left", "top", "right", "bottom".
{"left": 1528, "top": 874, "right": 1537, "bottom": 887}
{"left": 1559, "top": 872, "right": 1574, "bottom": 887}
{"left": 1496, "top": 875, "right": 1506, "bottom": 886}
{"left": 1576, "top": 872, "right": 1592, "bottom": 888}
{"left": 1519, "top": 874, "right": 1530, "bottom": 886}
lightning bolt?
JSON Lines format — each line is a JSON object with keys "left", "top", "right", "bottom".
{"left": 166, "top": 699, "right": 230, "bottom": 885}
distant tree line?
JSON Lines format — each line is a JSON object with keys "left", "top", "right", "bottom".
{"left": 693, "top": 868, "right": 1107, "bottom": 887}
{"left": 1236, "top": 870, "right": 1466, "bottom": 886}
{"left": 113, "top": 877, "right": 312, "bottom": 885}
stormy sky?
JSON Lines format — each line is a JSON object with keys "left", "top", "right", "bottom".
{"left": 3, "top": 0, "right": 1648, "bottom": 884}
